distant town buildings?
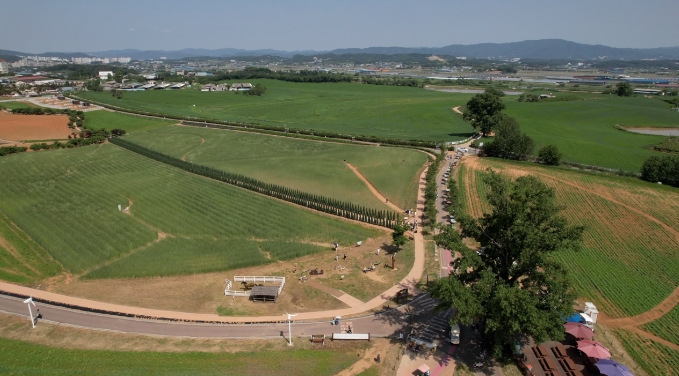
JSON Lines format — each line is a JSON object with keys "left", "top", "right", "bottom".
{"left": 72, "top": 57, "right": 131, "bottom": 64}
{"left": 0, "top": 59, "right": 9, "bottom": 73}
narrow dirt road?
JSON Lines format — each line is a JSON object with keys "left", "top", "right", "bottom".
{"left": 344, "top": 161, "right": 405, "bottom": 212}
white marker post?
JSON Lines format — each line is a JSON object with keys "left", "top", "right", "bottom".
{"left": 23, "top": 297, "right": 36, "bottom": 328}
{"left": 284, "top": 311, "right": 298, "bottom": 346}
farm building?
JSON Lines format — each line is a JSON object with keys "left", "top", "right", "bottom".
{"left": 201, "top": 83, "right": 227, "bottom": 92}
{"left": 168, "top": 83, "right": 186, "bottom": 90}
{"left": 98, "top": 71, "right": 114, "bottom": 80}
{"left": 634, "top": 88, "right": 663, "bottom": 95}
{"left": 230, "top": 83, "right": 252, "bottom": 91}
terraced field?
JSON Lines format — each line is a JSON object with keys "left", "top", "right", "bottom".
{"left": 123, "top": 125, "right": 427, "bottom": 210}
{"left": 0, "top": 145, "right": 380, "bottom": 278}
{"left": 459, "top": 157, "right": 679, "bottom": 318}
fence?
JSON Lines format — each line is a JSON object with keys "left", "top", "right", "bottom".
{"left": 225, "top": 276, "right": 286, "bottom": 296}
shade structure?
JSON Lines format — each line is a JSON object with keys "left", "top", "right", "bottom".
{"left": 564, "top": 322, "right": 595, "bottom": 339}
{"left": 417, "top": 364, "right": 430, "bottom": 373}
{"left": 595, "top": 359, "right": 634, "bottom": 376}
{"left": 577, "top": 340, "right": 611, "bottom": 359}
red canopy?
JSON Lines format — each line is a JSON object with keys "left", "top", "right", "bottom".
{"left": 577, "top": 340, "right": 611, "bottom": 359}
{"left": 564, "top": 322, "right": 595, "bottom": 339}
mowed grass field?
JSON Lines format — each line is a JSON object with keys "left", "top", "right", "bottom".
{"left": 0, "top": 145, "right": 380, "bottom": 279}
{"left": 85, "top": 110, "right": 175, "bottom": 133}
{"left": 0, "top": 101, "right": 37, "bottom": 109}
{"left": 503, "top": 94, "right": 679, "bottom": 171}
{"left": 0, "top": 336, "right": 359, "bottom": 376}
{"left": 458, "top": 157, "right": 679, "bottom": 319}
{"left": 78, "top": 79, "right": 475, "bottom": 142}
{"left": 124, "top": 125, "right": 427, "bottom": 210}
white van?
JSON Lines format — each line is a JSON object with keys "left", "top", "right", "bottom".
{"left": 450, "top": 324, "right": 460, "bottom": 344}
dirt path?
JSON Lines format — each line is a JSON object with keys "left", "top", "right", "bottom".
{"left": 452, "top": 106, "right": 463, "bottom": 115}
{"left": 344, "top": 162, "right": 404, "bottom": 212}
{"left": 599, "top": 286, "right": 679, "bottom": 328}
{"left": 335, "top": 339, "right": 391, "bottom": 376}
{"left": 626, "top": 326, "right": 679, "bottom": 351}
{"left": 180, "top": 137, "right": 205, "bottom": 161}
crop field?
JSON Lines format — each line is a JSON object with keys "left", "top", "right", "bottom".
{"left": 615, "top": 329, "right": 679, "bottom": 376}
{"left": 459, "top": 157, "right": 679, "bottom": 318}
{"left": 504, "top": 94, "right": 679, "bottom": 171}
{"left": 84, "top": 110, "right": 175, "bottom": 133}
{"left": 0, "top": 112, "right": 72, "bottom": 141}
{"left": 0, "top": 101, "right": 37, "bottom": 110}
{"left": 0, "top": 336, "right": 359, "bottom": 376}
{"left": 124, "top": 125, "right": 427, "bottom": 210}
{"left": 0, "top": 145, "right": 380, "bottom": 278}
{"left": 78, "top": 79, "right": 476, "bottom": 142}
{"left": 641, "top": 305, "right": 679, "bottom": 347}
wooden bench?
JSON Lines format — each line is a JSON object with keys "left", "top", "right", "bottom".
{"left": 532, "top": 346, "right": 544, "bottom": 358}
{"left": 311, "top": 334, "right": 325, "bottom": 345}
{"left": 332, "top": 333, "right": 370, "bottom": 340}
{"left": 538, "top": 345, "right": 549, "bottom": 358}
{"left": 551, "top": 343, "right": 568, "bottom": 359}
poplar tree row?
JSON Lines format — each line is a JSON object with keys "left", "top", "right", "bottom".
{"left": 110, "top": 137, "right": 400, "bottom": 228}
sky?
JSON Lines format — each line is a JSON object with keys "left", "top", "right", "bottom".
{"left": 3, "top": 0, "right": 679, "bottom": 53}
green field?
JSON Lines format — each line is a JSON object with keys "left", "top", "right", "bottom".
{"left": 78, "top": 79, "right": 475, "bottom": 141}
{"left": 0, "top": 101, "right": 37, "bottom": 109}
{"left": 123, "top": 125, "right": 427, "bottom": 210}
{"left": 615, "top": 329, "right": 679, "bottom": 376}
{"left": 642, "top": 305, "right": 679, "bottom": 347}
{"left": 0, "top": 337, "right": 358, "bottom": 376}
{"left": 0, "top": 145, "right": 380, "bottom": 278}
{"left": 85, "top": 110, "right": 175, "bottom": 133}
{"left": 504, "top": 94, "right": 679, "bottom": 171}
{"left": 460, "top": 157, "right": 679, "bottom": 318}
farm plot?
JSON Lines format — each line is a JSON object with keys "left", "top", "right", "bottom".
{"left": 642, "top": 305, "right": 679, "bottom": 347}
{"left": 84, "top": 110, "right": 175, "bottom": 134}
{"left": 124, "top": 125, "right": 427, "bottom": 210}
{"left": 0, "top": 112, "right": 72, "bottom": 141}
{"left": 0, "top": 145, "right": 380, "bottom": 277}
{"left": 615, "top": 329, "right": 679, "bottom": 376}
{"left": 459, "top": 157, "right": 679, "bottom": 318}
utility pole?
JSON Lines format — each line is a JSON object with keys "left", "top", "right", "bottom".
{"left": 285, "top": 311, "right": 298, "bottom": 346}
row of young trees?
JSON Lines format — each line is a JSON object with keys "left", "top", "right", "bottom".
{"left": 108, "top": 137, "right": 400, "bottom": 228}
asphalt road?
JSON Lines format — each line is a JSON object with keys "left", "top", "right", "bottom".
{"left": 0, "top": 293, "right": 437, "bottom": 339}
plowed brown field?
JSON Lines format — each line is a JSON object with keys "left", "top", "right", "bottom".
{"left": 0, "top": 112, "right": 71, "bottom": 141}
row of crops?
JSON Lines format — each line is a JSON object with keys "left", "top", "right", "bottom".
{"left": 615, "top": 329, "right": 679, "bottom": 376}
{"left": 85, "top": 238, "right": 328, "bottom": 279}
{"left": 459, "top": 158, "right": 679, "bottom": 318}
{"left": 0, "top": 145, "right": 379, "bottom": 275}
{"left": 110, "top": 137, "right": 401, "bottom": 229}
{"left": 642, "top": 305, "right": 679, "bottom": 347}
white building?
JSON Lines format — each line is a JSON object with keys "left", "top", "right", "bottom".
{"left": 99, "top": 71, "right": 114, "bottom": 80}
{"left": 0, "top": 59, "right": 9, "bottom": 73}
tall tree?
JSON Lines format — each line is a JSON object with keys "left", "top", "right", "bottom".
{"left": 616, "top": 82, "right": 634, "bottom": 97}
{"left": 463, "top": 88, "right": 506, "bottom": 136}
{"left": 481, "top": 115, "right": 534, "bottom": 160}
{"left": 431, "top": 171, "right": 584, "bottom": 358}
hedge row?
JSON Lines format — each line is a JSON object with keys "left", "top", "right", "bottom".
{"left": 109, "top": 137, "right": 400, "bottom": 228}
{"left": 67, "top": 94, "right": 437, "bottom": 148}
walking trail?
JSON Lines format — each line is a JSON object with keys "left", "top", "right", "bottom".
{"left": 452, "top": 106, "right": 463, "bottom": 115}
{"left": 344, "top": 162, "right": 404, "bottom": 212}
{"left": 0, "top": 165, "right": 427, "bottom": 323}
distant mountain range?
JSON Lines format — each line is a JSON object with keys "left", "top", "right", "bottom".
{"left": 3, "top": 39, "right": 679, "bottom": 61}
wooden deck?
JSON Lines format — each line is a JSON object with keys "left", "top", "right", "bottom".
{"left": 519, "top": 339, "right": 593, "bottom": 376}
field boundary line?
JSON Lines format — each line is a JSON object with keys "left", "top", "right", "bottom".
{"left": 625, "top": 326, "right": 679, "bottom": 351}
{"left": 599, "top": 286, "right": 679, "bottom": 328}
{"left": 344, "top": 162, "right": 405, "bottom": 212}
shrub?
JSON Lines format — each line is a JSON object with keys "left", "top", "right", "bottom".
{"left": 0, "top": 146, "right": 27, "bottom": 156}
{"left": 537, "top": 144, "right": 562, "bottom": 166}
{"left": 641, "top": 155, "right": 679, "bottom": 187}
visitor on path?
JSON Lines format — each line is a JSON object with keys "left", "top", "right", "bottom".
{"left": 377, "top": 248, "right": 380, "bottom": 255}
{"left": 343, "top": 253, "right": 347, "bottom": 260}
{"left": 335, "top": 254, "right": 339, "bottom": 262}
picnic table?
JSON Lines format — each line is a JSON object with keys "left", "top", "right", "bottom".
{"left": 552, "top": 343, "right": 568, "bottom": 358}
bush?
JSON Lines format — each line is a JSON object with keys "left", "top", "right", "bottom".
{"left": 537, "top": 145, "right": 562, "bottom": 166}
{"left": 641, "top": 155, "right": 679, "bottom": 187}
{"left": 616, "top": 82, "right": 634, "bottom": 97}
{"left": 0, "top": 146, "right": 27, "bottom": 156}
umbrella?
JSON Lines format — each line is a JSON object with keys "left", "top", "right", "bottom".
{"left": 417, "top": 364, "right": 430, "bottom": 375}
{"left": 595, "top": 359, "right": 634, "bottom": 376}
{"left": 577, "top": 340, "right": 611, "bottom": 359}
{"left": 564, "top": 322, "right": 594, "bottom": 339}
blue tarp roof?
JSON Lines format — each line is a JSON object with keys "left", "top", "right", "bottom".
{"left": 566, "top": 313, "right": 584, "bottom": 323}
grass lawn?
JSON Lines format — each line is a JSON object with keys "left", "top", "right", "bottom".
{"left": 0, "top": 145, "right": 380, "bottom": 277}
{"left": 124, "top": 125, "right": 427, "bottom": 210}
{"left": 0, "top": 336, "right": 360, "bottom": 376}
{"left": 504, "top": 94, "right": 679, "bottom": 171}
{"left": 0, "top": 101, "right": 37, "bottom": 109}
{"left": 78, "top": 79, "right": 476, "bottom": 142}
{"left": 459, "top": 157, "right": 679, "bottom": 318}
{"left": 85, "top": 110, "right": 175, "bottom": 133}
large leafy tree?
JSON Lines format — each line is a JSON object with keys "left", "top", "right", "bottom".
{"left": 431, "top": 171, "right": 584, "bottom": 358}
{"left": 481, "top": 115, "right": 534, "bottom": 160}
{"left": 616, "top": 82, "right": 634, "bottom": 97}
{"left": 463, "top": 88, "right": 506, "bottom": 136}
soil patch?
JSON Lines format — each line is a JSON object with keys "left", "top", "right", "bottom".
{"left": 0, "top": 112, "right": 72, "bottom": 141}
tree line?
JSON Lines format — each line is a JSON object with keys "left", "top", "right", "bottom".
{"left": 199, "top": 67, "right": 353, "bottom": 84}
{"left": 10, "top": 107, "right": 84, "bottom": 129}
{"left": 423, "top": 146, "right": 448, "bottom": 229}
{"left": 108, "top": 137, "right": 400, "bottom": 228}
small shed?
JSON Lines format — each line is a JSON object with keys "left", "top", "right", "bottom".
{"left": 249, "top": 286, "right": 279, "bottom": 302}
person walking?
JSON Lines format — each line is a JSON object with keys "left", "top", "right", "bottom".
{"left": 377, "top": 248, "right": 380, "bottom": 255}
{"left": 343, "top": 253, "right": 347, "bottom": 260}
{"left": 335, "top": 254, "right": 339, "bottom": 262}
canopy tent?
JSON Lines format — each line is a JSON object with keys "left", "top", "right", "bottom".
{"left": 595, "top": 359, "right": 634, "bottom": 376}
{"left": 577, "top": 340, "right": 611, "bottom": 359}
{"left": 564, "top": 322, "right": 595, "bottom": 339}
{"left": 417, "top": 364, "right": 430, "bottom": 375}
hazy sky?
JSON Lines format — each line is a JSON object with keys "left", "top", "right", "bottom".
{"left": 3, "top": 0, "right": 679, "bottom": 53}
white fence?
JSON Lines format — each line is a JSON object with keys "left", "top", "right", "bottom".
{"left": 225, "top": 276, "right": 286, "bottom": 296}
